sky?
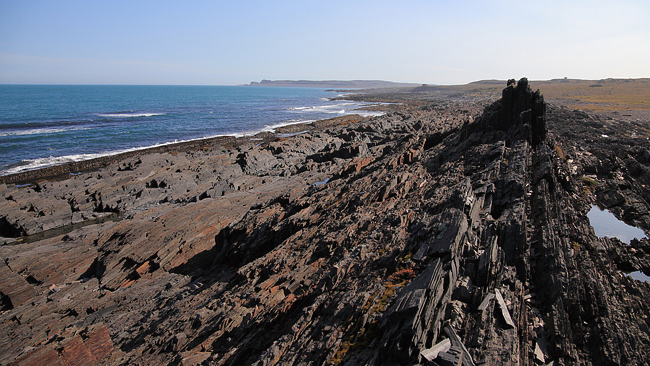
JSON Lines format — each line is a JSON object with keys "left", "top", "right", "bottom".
{"left": 1, "top": 0, "right": 649, "bottom": 85}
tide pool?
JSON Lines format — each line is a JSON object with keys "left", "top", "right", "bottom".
{"left": 587, "top": 205, "right": 647, "bottom": 244}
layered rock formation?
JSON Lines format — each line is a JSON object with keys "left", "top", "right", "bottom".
{"left": 1, "top": 79, "right": 649, "bottom": 365}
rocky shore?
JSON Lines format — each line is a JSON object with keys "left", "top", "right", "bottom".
{"left": 1, "top": 78, "right": 650, "bottom": 365}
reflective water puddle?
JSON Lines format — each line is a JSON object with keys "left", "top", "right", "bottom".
{"left": 313, "top": 178, "right": 330, "bottom": 186}
{"left": 622, "top": 271, "right": 650, "bottom": 284}
{"left": 587, "top": 205, "right": 647, "bottom": 244}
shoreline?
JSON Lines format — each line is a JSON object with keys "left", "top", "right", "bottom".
{"left": 0, "top": 85, "right": 383, "bottom": 183}
{"left": 0, "top": 113, "right": 366, "bottom": 185}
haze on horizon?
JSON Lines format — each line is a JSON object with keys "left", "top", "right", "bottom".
{"left": 1, "top": 0, "right": 649, "bottom": 86}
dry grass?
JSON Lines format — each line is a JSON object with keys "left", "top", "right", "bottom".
{"left": 536, "top": 78, "right": 650, "bottom": 111}
{"left": 579, "top": 176, "right": 598, "bottom": 197}
{"left": 442, "top": 78, "right": 650, "bottom": 111}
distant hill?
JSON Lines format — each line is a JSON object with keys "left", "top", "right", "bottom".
{"left": 246, "top": 79, "right": 421, "bottom": 89}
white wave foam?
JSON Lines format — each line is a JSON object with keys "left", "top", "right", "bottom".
{"left": 289, "top": 101, "right": 385, "bottom": 117}
{"left": 0, "top": 105, "right": 381, "bottom": 176}
{"left": 2, "top": 153, "right": 112, "bottom": 175}
{"left": 1, "top": 141, "right": 185, "bottom": 175}
{"left": 262, "top": 119, "right": 315, "bottom": 133}
{"left": 290, "top": 105, "right": 347, "bottom": 114}
{"left": 277, "top": 131, "right": 308, "bottom": 138}
{"left": 96, "top": 112, "right": 166, "bottom": 118}
{"left": 0, "top": 127, "right": 87, "bottom": 137}
{"left": 356, "top": 111, "right": 385, "bottom": 117}
{"left": 0, "top": 132, "right": 252, "bottom": 176}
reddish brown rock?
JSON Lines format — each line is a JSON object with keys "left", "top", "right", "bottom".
{"left": 10, "top": 347, "right": 65, "bottom": 366}
{"left": 60, "top": 336, "right": 98, "bottom": 366}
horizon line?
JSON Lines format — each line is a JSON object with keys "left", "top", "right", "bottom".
{"left": 2, "top": 77, "right": 650, "bottom": 88}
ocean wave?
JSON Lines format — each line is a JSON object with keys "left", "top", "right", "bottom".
{"left": 1, "top": 134, "right": 246, "bottom": 176}
{"left": 289, "top": 104, "right": 350, "bottom": 114}
{"left": 2, "top": 153, "right": 113, "bottom": 175}
{"left": 0, "top": 119, "right": 91, "bottom": 130}
{"left": 0, "top": 127, "right": 87, "bottom": 137}
{"left": 0, "top": 112, "right": 383, "bottom": 176}
{"left": 0, "top": 90, "right": 389, "bottom": 176}
{"left": 289, "top": 103, "right": 385, "bottom": 117}
{"left": 96, "top": 112, "right": 167, "bottom": 118}
{"left": 356, "top": 111, "right": 385, "bottom": 117}
{"left": 262, "top": 119, "right": 316, "bottom": 132}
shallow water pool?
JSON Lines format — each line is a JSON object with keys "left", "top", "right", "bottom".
{"left": 623, "top": 271, "right": 650, "bottom": 284}
{"left": 587, "top": 205, "right": 647, "bottom": 244}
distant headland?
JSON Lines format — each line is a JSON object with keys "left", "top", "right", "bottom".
{"left": 245, "top": 79, "right": 421, "bottom": 88}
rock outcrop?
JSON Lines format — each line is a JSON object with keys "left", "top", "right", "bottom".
{"left": 1, "top": 78, "right": 649, "bottom": 365}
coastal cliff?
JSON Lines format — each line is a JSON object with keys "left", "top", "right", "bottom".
{"left": 1, "top": 79, "right": 649, "bottom": 365}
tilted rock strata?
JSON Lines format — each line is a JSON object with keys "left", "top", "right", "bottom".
{"left": 1, "top": 78, "right": 649, "bottom": 365}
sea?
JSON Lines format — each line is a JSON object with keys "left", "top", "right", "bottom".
{"left": 0, "top": 85, "right": 382, "bottom": 176}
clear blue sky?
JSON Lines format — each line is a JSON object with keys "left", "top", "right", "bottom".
{"left": 1, "top": 0, "right": 649, "bottom": 85}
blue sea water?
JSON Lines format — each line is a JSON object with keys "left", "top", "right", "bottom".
{"left": 0, "top": 85, "right": 380, "bottom": 175}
